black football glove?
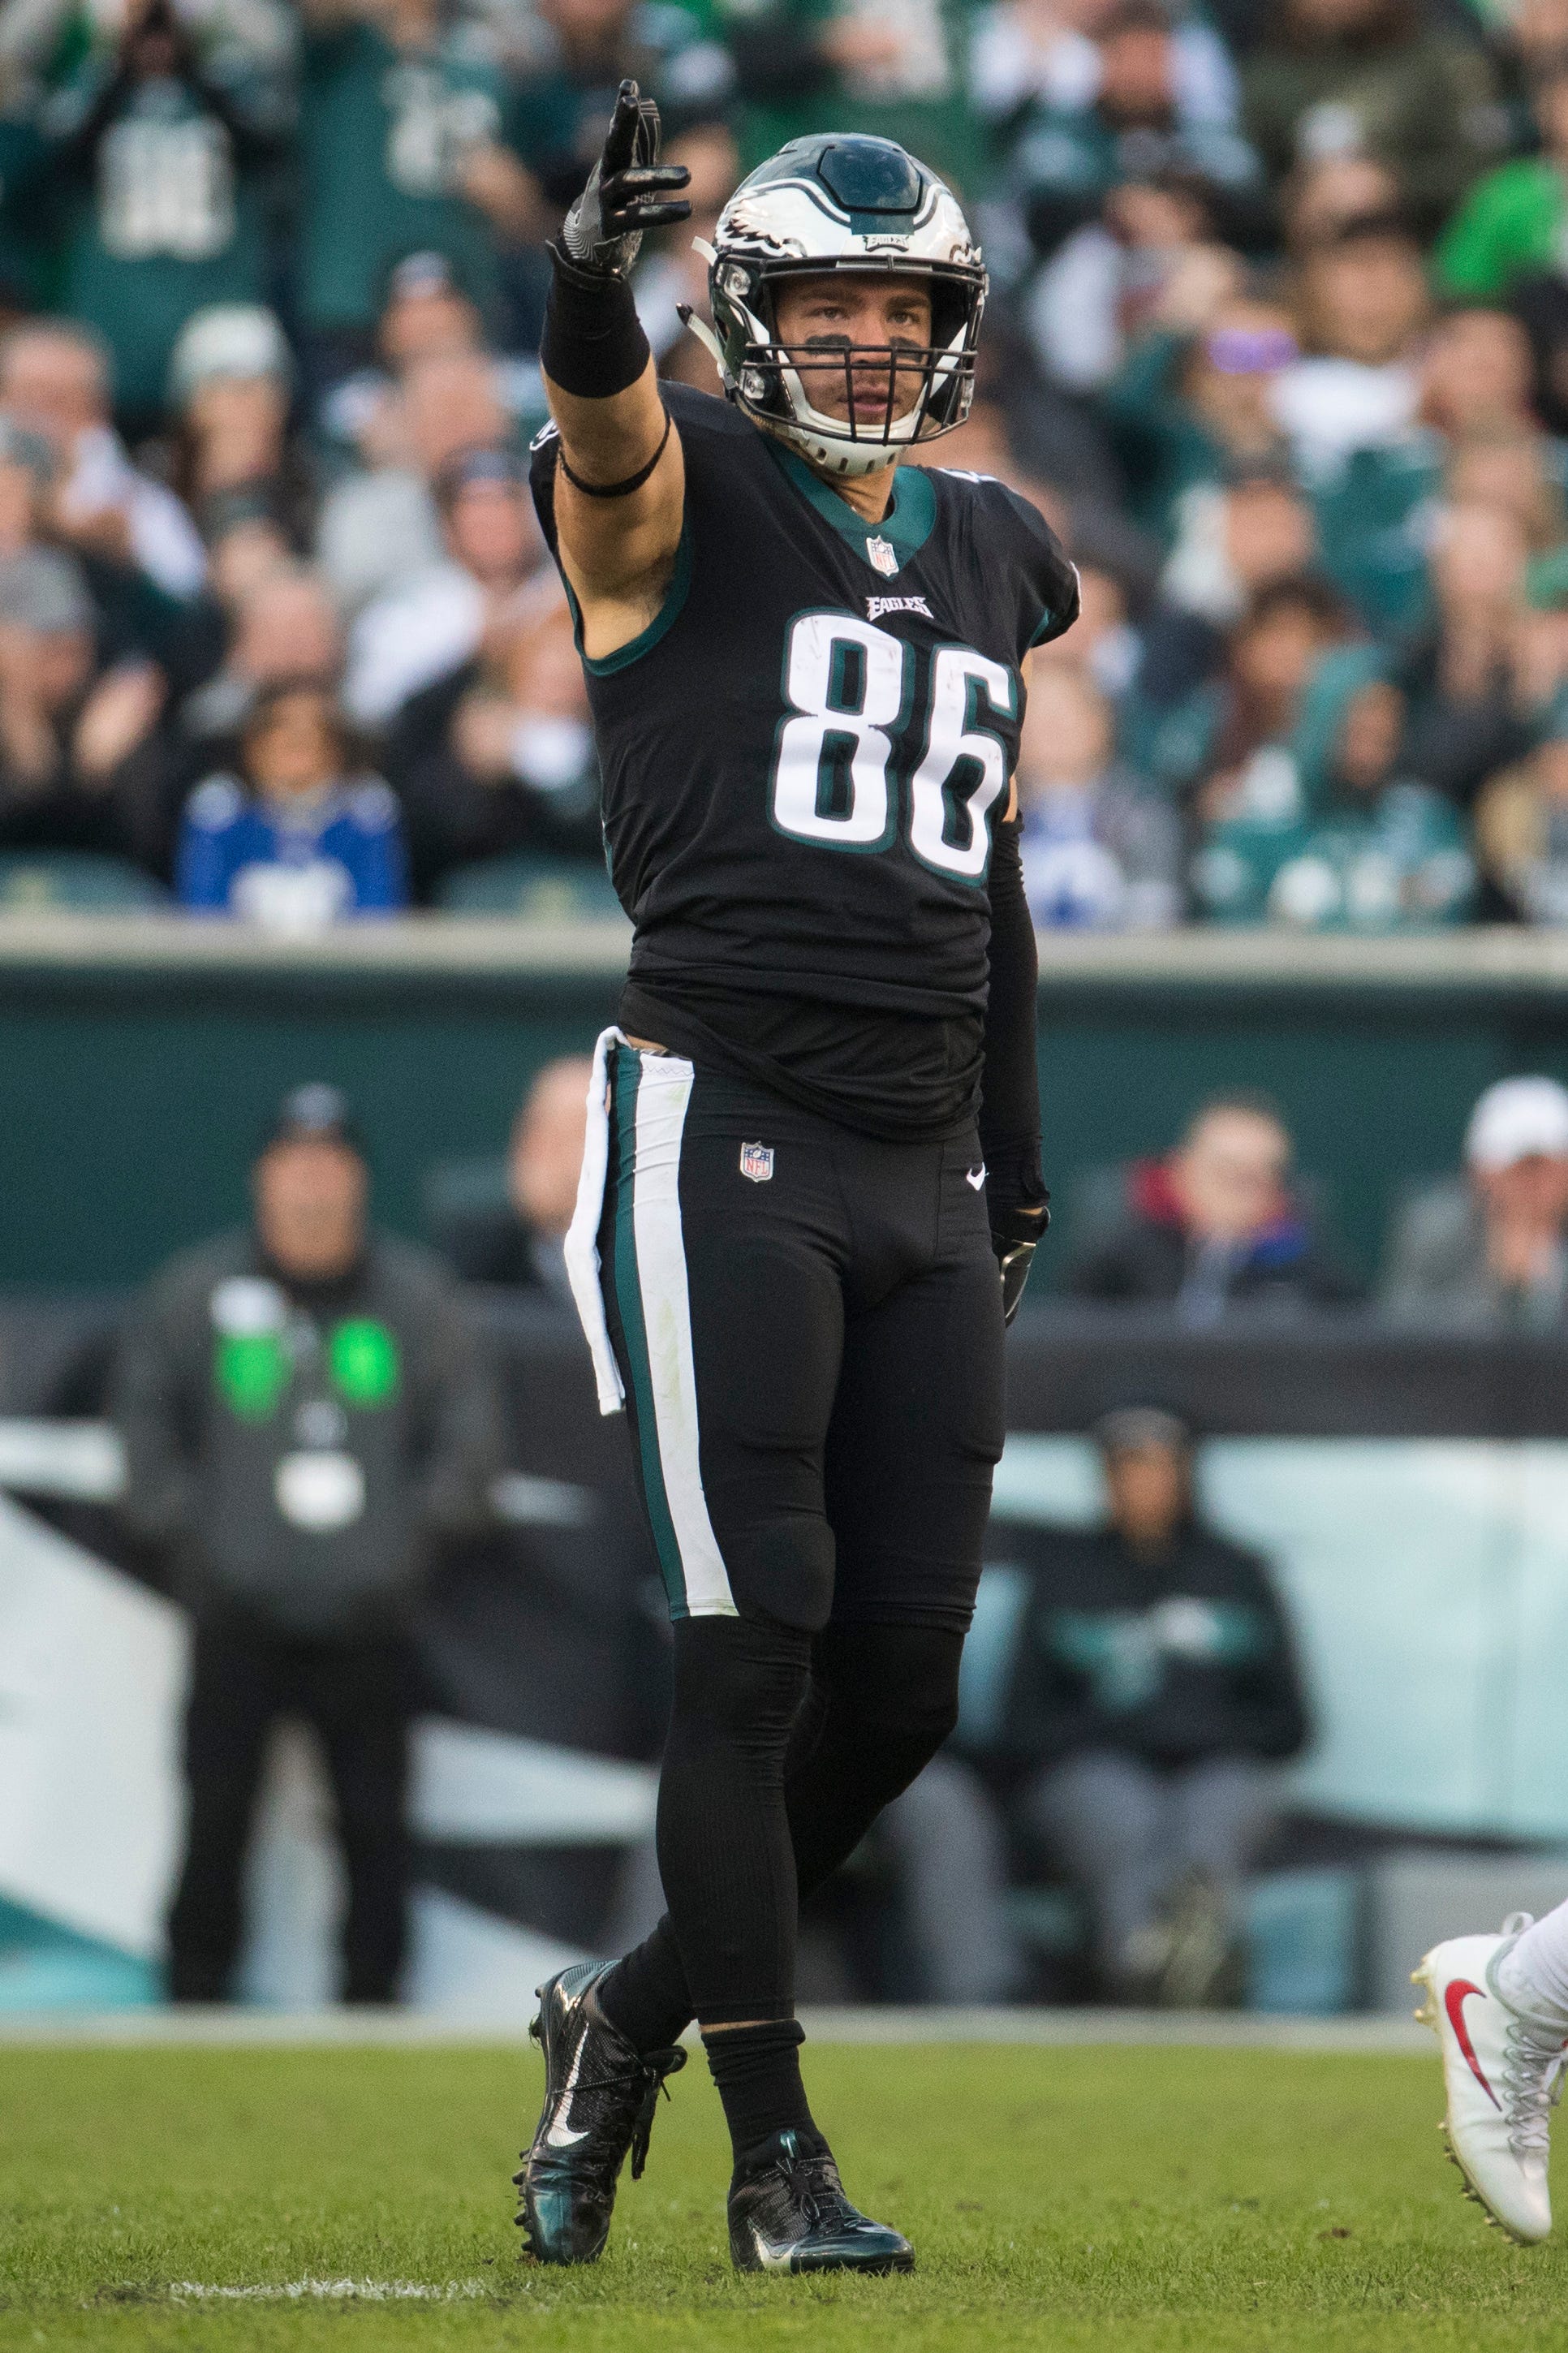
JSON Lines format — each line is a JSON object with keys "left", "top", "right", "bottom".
{"left": 560, "top": 80, "right": 691, "bottom": 279}
{"left": 991, "top": 1196, "right": 1050, "bottom": 1327}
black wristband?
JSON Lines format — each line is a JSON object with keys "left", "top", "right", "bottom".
{"left": 541, "top": 242, "right": 652, "bottom": 399}
{"left": 559, "top": 406, "right": 672, "bottom": 498}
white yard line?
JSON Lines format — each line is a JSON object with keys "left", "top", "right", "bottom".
{"left": 0, "top": 2006, "right": 1432, "bottom": 2054}
{"left": 170, "top": 2280, "right": 490, "bottom": 2302}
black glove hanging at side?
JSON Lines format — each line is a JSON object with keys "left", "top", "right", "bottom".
{"left": 560, "top": 80, "right": 691, "bottom": 280}
{"left": 992, "top": 1196, "right": 1050, "bottom": 1327}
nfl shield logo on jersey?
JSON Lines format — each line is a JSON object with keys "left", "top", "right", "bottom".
{"left": 739, "top": 1141, "right": 775, "bottom": 1184}
{"left": 865, "top": 535, "right": 898, "bottom": 578}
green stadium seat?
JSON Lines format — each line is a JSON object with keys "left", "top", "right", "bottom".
{"left": 437, "top": 855, "right": 625, "bottom": 922}
{"left": 0, "top": 853, "right": 169, "bottom": 911}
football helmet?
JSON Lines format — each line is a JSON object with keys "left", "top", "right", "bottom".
{"left": 681, "top": 133, "right": 987, "bottom": 480}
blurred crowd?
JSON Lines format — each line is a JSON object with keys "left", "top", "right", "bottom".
{"left": 11, "top": 0, "right": 1568, "bottom": 926}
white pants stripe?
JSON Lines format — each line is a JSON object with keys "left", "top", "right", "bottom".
{"left": 627, "top": 1053, "right": 736, "bottom": 1618}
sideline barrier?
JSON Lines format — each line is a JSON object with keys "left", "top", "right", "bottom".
{"left": 9, "top": 915, "right": 1568, "bottom": 1285}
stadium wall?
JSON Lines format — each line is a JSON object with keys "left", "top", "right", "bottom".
{"left": 7, "top": 919, "right": 1568, "bottom": 1286}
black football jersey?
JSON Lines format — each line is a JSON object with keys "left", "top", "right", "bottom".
{"left": 531, "top": 381, "right": 1078, "bottom": 1139}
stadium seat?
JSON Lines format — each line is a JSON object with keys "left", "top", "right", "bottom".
{"left": 0, "top": 854, "right": 169, "bottom": 911}
{"left": 436, "top": 855, "right": 625, "bottom": 922}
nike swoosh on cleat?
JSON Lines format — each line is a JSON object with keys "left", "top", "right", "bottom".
{"left": 545, "top": 2018, "right": 592, "bottom": 2148}
{"left": 1445, "top": 1980, "right": 1501, "bottom": 2109}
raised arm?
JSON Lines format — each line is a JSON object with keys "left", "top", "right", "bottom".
{"left": 540, "top": 82, "right": 691, "bottom": 662}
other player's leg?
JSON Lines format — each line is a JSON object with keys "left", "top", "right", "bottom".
{"left": 1415, "top": 1904, "right": 1568, "bottom": 2241}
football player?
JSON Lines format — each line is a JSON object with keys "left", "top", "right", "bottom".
{"left": 1415, "top": 1904, "right": 1568, "bottom": 2242}
{"left": 512, "top": 86, "right": 1077, "bottom": 2276}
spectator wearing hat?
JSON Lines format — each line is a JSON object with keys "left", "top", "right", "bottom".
{"left": 177, "top": 679, "right": 407, "bottom": 928}
{"left": 1382, "top": 1077, "right": 1568, "bottom": 1329}
{"left": 113, "top": 1082, "right": 504, "bottom": 2003}
{"left": 316, "top": 251, "right": 490, "bottom": 468}
{"left": 344, "top": 442, "right": 544, "bottom": 729}
{"left": 12, "top": 0, "right": 289, "bottom": 434}
{"left": 1068, "top": 1093, "right": 1360, "bottom": 1317}
{"left": 162, "top": 304, "right": 315, "bottom": 555}
{"left": 881, "top": 1407, "right": 1309, "bottom": 2005}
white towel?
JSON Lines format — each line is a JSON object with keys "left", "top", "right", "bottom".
{"left": 563, "top": 1025, "right": 629, "bottom": 1415}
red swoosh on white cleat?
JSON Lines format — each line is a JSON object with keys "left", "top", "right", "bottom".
{"left": 1445, "top": 1980, "right": 1501, "bottom": 2109}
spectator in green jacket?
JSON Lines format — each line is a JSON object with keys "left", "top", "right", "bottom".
{"left": 1437, "top": 56, "right": 1568, "bottom": 305}
{"left": 1159, "top": 571, "right": 1347, "bottom": 855}
{"left": 19, "top": 0, "right": 290, "bottom": 433}
{"left": 1105, "top": 287, "right": 1299, "bottom": 539}
{"left": 1307, "top": 307, "right": 1560, "bottom": 639}
{"left": 294, "top": 0, "right": 536, "bottom": 382}
{"left": 1243, "top": 0, "right": 1502, "bottom": 241}
{"left": 1260, "top": 646, "right": 1475, "bottom": 930}
{"left": 717, "top": 0, "right": 981, "bottom": 192}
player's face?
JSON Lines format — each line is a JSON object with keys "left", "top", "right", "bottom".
{"left": 771, "top": 274, "right": 934, "bottom": 431}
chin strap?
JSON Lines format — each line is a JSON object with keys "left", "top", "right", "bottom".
{"left": 677, "top": 303, "right": 728, "bottom": 377}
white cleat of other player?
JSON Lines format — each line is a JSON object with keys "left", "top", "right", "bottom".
{"left": 1413, "top": 1914, "right": 1566, "bottom": 2244}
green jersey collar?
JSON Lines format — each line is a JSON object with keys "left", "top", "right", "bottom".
{"left": 765, "top": 437, "right": 937, "bottom": 574}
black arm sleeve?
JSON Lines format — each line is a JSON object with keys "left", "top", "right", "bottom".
{"left": 979, "top": 815, "right": 1046, "bottom": 1221}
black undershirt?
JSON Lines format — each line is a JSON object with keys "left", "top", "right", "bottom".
{"left": 618, "top": 976, "right": 984, "bottom": 1143}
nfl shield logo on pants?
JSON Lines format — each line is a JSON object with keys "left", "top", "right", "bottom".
{"left": 739, "top": 1141, "right": 774, "bottom": 1184}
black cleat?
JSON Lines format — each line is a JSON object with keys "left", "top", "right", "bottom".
{"left": 513, "top": 1960, "right": 687, "bottom": 2265}
{"left": 727, "top": 2127, "right": 915, "bottom": 2274}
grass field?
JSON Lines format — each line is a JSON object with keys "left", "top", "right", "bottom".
{"left": 3, "top": 2036, "right": 1567, "bottom": 2351}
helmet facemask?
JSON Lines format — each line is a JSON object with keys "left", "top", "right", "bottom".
{"left": 678, "top": 137, "right": 988, "bottom": 480}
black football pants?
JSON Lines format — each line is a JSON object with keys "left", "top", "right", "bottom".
{"left": 166, "top": 1606, "right": 412, "bottom": 2004}
{"left": 598, "top": 1045, "right": 1006, "bottom": 2024}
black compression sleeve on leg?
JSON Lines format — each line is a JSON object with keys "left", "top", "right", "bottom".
{"left": 541, "top": 243, "right": 652, "bottom": 399}
{"left": 979, "top": 815, "right": 1047, "bottom": 1217}
{"left": 785, "top": 1624, "right": 966, "bottom": 1904}
{"left": 654, "top": 1614, "right": 813, "bottom": 2027}
{"left": 599, "top": 1624, "right": 967, "bottom": 2051}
